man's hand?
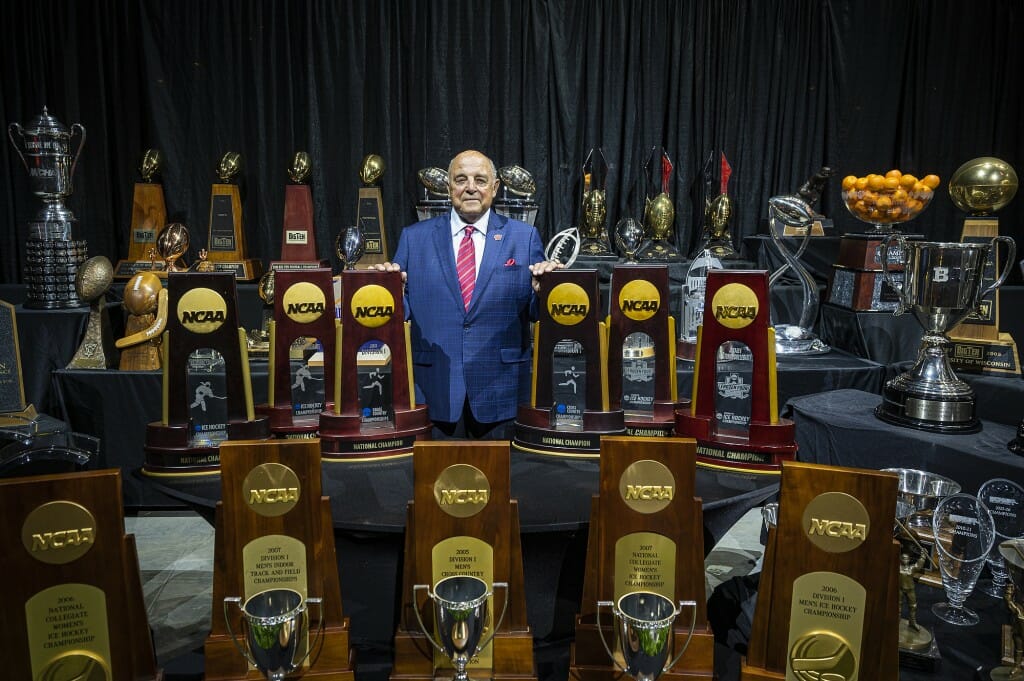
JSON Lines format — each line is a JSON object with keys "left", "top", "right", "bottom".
{"left": 529, "top": 259, "right": 564, "bottom": 292}
{"left": 372, "top": 261, "right": 407, "bottom": 283}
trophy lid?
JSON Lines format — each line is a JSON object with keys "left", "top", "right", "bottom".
{"left": 22, "top": 106, "right": 72, "bottom": 137}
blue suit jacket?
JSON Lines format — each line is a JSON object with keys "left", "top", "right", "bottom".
{"left": 393, "top": 211, "right": 544, "bottom": 424}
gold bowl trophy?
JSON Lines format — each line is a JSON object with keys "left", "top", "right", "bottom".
{"left": 116, "top": 271, "right": 168, "bottom": 371}
{"left": 637, "top": 147, "right": 681, "bottom": 261}
{"left": 947, "top": 157, "right": 1020, "bottom": 375}
{"left": 577, "top": 148, "right": 616, "bottom": 260}
{"left": 67, "top": 256, "right": 117, "bottom": 369}
{"left": 355, "top": 153, "right": 389, "bottom": 266}
{"left": 116, "top": 149, "right": 168, "bottom": 277}
{"left": 415, "top": 167, "right": 452, "bottom": 220}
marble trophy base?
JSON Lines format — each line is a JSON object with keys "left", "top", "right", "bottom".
{"left": 636, "top": 239, "right": 681, "bottom": 262}
{"left": 675, "top": 410, "right": 797, "bottom": 473}
{"left": 318, "top": 406, "right": 431, "bottom": 459}
{"left": 624, "top": 399, "right": 688, "bottom": 437}
{"left": 142, "top": 418, "right": 271, "bottom": 474}
{"left": 255, "top": 401, "right": 334, "bottom": 440}
{"left": 512, "top": 405, "right": 625, "bottom": 457}
{"left": 898, "top": 620, "right": 941, "bottom": 672}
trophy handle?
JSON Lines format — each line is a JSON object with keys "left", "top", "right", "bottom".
{"left": 594, "top": 600, "right": 629, "bottom": 673}
{"left": 879, "top": 233, "right": 908, "bottom": 315}
{"left": 7, "top": 123, "right": 28, "bottom": 171}
{"left": 977, "top": 236, "right": 1018, "bottom": 308}
{"left": 291, "top": 596, "right": 326, "bottom": 669}
{"left": 664, "top": 599, "right": 699, "bottom": 672}
{"left": 222, "top": 596, "right": 259, "bottom": 668}
{"left": 69, "top": 123, "right": 87, "bottom": 178}
{"left": 474, "top": 581, "right": 510, "bottom": 655}
{"left": 411, "top": 583, "right": 447, "bottom": 654}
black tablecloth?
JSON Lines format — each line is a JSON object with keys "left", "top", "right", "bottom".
{"left": 883, "top": 362, "right": 1024, "bottom": 428}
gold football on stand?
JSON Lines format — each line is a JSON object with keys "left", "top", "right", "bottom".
{"left": 288, "top": 151, "right": 312, "bottom": 184}
{"left": 124, "top": 271, "right": 163, "bottom": 316}
{"left": 75, "top": 256, "right": 114, "bottom": 302}
{"left": 139, "top": 149, "right": 163, "bottom": 182}
{"left": 948, "top": 156, "right": 1018, "bottom": 215}
{"left": 360, "top": 154, "right": 385, "bottom": 185}
{"left": 217, "top": 151, "right": 242, "bottom": 182}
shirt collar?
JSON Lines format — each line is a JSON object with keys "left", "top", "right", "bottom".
{"left": 450, "top": 209, "right": 490, "bottom": 237}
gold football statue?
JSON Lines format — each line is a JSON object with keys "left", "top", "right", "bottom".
{"left": 360, "top": 154, "right": 385, "bottom": 186}
{"left": 116, "top": 271, "right": 168, "bottom": 371}
{"left": 288, "top": 151, "right": 312, "bottom": 184}
{"left": 68, "top": 256, "right": 117, "bottom": 369}
{"left": 140, "top": 148, "right": 163, "bottom": 182}
{"left": 636, "top": 192, "right": 681, "bottom": 261}
{"left": 217, "top": 151, "right": 242, "bottom": 183}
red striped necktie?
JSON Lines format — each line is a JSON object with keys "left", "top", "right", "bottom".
{"left": 456, "top": 225, "right": 476, "bottom": 310}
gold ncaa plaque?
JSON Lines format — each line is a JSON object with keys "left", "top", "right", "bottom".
{"left": 802, "top": 492, "right": 870, "bottom": 554}
{"left": 26, "top": 584, "right": 113, "bottom": 681}
{"left": 243, "top": 462, "right": 301, "bottom": 518}
{"left": 619, "top": 459, "right": 675, "bottom": 514}
{"left": 22, "top": 501, "right": 96, "bottom": 565}
{"left": 548, "top": 282, "right": 590, "bottom": 326}
{"left": 176, "top": 287, "right": 228, "bottom": 334}
{"left": 350, "top": 284, "right": 395, "bottom": 329}
{"left": 618, "top": 279, "right": 661, "bottom": 322}
{"left": 710, "top": 283, "right": 759, "bottom": 330}
{"left": 614, "top": 531, "right": 676, "bottom": 602}
{"left": 433, "top": 464, "right": 491, "bottom": 518}
{"left": 282, "top": 282, "right": 327, "bottom": 324}
{"left": 787, "top": 571, "right": 865, "bottom": 681}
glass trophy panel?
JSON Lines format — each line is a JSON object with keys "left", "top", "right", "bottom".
{"left": 187, "top": 348, "right": 229, "bottom": 447}
{"left": 357, "top": 340, "right": 393, "bottom": 431}
{"left": 289, "top": 336, "right": 325, "bottom": 425}
{"left": 679, "top": 251, "right": 722, "bottom": 344}
{"left": 621, "top": 331, "right": 655, "bottom": 415}
{"left": 713, "top": 341, "right": 752, "bottom": 438}
{"left": 551, "top": 339, "right": 586, "bottom": 431}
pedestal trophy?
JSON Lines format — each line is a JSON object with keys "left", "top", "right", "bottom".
{"left": 355, "top": 153, "right": 389, "bottom": 267}
{"left": 392, "top": 442, "right": 536, "bottom": 681}
{"left": 695, "top": 152, "right": 737, "bottom": 258}
{"left": 676, "top": 249, "right": 722, "bottom": 361}
{"left": 494, "top": 164, "right": 539, "bottom": 226}
{"left": 256, "top": 268, "right": 338, "bottom": 440}
{"left": 115, "top": 149, "right": 168, "bottom": 277}
{"left": 674, "top": 270, "right": 798, "bottom": 472}
{"left": 608, "top": 265, "right": 686, "bottom": 436}
{"left": 0, "top": 298, "right": 37, "bottom": 423}
{"left": 512, "top": 269, "right": 625, "bottom": 456}
{"left": 637, "top": 147, "right": 681, "bottom": 262}
{"left": 415, "top": 167, "right": 452, "bottom": 221}
{"left": 569, "top": 437, "right": 711, "bottom": 681}
{"left": 577, "top": 149, "right": 616, "bottom": 260}
{"left": 66, "top": 256, "right": 117, "bottom": 369}
{"left": 826, "top": 169, "right": 939, "bottom": 311}
{"left": 8, "top": 107, "right": 88, "bottom": 309}
{"left": 947, "top": 157, "right": 1020, "bottom": 375}
{"left": 205, "top": 440, "right": 355, "bottom": 681}
{"left": 154, "top": 222, "right": 191, "bottom": 275}
{"left": 205, "top": 151, "right": 262, "bottom": 280}
{"left": 875, "top": 234, "right": 1016, "bottom": 433}
{"left": 272, "top": 151, "right": 329, "bottom": 271}
{"left": 116, "top": 271, "right": 168, "bottom": 371}
{"left": 143, "top": 271, "right": 270, "bottom": 474}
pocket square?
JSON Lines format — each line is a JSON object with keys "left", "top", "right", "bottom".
{"left": 505, "top": 258, "right": 516, "bottom": 266}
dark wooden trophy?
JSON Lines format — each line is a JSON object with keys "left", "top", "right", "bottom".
{"left": 569, "top": 436, "right": 714, "bottom": 681}
{"left": 674, "top": 270, "right": 797, "bottom": 472}
{"left": 1, "top": 298, "right": 37, "bottom": 422}
{"left": 1, "top": 470, "right": 159, "bottom": 680}
{"left": 512, "top": 269, "right": 625, "bottom": 456}
{"left": 391, "top": 441, "right": 535, "bottom": 681}
{"left": 271, "top": 151, "right": 330, "bottom": 272}
{"left": 318, "top": 269, "right": 431, "bottom": 458}
{"left": 255, "top": 268, "right": 338, "bottom": 439}
{"left": 143, "top": 272, "right": 270, "bottom": 474}
{"left": 205, "top": 151, "right": 262, "bottom": 280}
{"left": 608, "top": 264, "right": 686, "bottom": 437}
{"left": 115, "top": 148, "right": 168, "bottom": 278}
{"left": 205, "top": 440, "right": 354, "bottom": 681}
{"left": 355, "top": 153, "right": 389, "bottom": 267}
{"left": 742, "top": 461, "right": 899, "bottom": 681}
{"left": 825, "top": 234, "right": 911, "bottom": 311}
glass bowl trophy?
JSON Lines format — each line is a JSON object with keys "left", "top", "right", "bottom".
{"left": 637, "top": 147, "right": 681, "bottom": 262}
{"left": 493, "top": 164, "right": 539, "bottom": 226}
{"left": 930, "top": 493, "right": 996, "bottom": 626}
{"left": 876, "top": 233, "right": 1016, "bottom": 432}
{"left": 415, "top": 167, "right": 452, "bottom": 221}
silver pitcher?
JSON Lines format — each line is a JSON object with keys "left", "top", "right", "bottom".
{"left": 596, "top": 592, "right": 698, "bottom": 681}
{"left": 224, "top": 588, "right": 324, "bottom": 681}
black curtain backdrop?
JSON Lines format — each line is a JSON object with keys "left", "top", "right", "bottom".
{"left": 2, "top": 0, "right": 1022, "bottom": 285}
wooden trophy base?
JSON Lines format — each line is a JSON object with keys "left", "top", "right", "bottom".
{"left": 318, "top": 407, "right": 431, "bottom": 459}
{"left": 511, "top": 405, "right": 625, "bottom": 457}
{"left": 948, "top": 331, "right": 1021, "bottom": 376}
{"left": 624, "top": 399, "right": 689, "bottom": 437}
{"left": 205, "top": 259, "right": 263, "bottom": 281}
{"left": 739, "top": 658, "right": 785, "bottom": 681}
{"left": 569, "top": 617, "right": 715, "bottom": 681}
{"left": 675, "top": 411, "right": 796, "bottom": 473}
{"left": 391, "top": 630, "right": 537, "bottom": 681}
{"left": 256, "top": 402, "right": 334, "bottom": 440}
{"left": 142, "top": 418, "right": 270, "bottom": 474}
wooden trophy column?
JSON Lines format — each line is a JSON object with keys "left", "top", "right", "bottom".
{"left": 272, "top": 151, "right": 330, "bottom": 271}
{"left": 205, "top": 151, "right": 262, "bottom": 280}
{"left": 569, "top": 436, "right": 714, "bottom": 681}
{"left": 392, "top": 442, "right": 535, "bottom": 681}
{"left": 115, "top": 149, "right": 167, "bottom": 278}
{"left": 205, "top": 440, "right": 354, "bottom": 680}
{"left": 355, "top": 153, "right": 390, "bottom": 267}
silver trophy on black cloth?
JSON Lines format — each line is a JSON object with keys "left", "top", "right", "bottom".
{"left": 9, "top": 107, "right": 88, "bottom": 309}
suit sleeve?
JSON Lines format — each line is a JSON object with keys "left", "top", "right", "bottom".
{"left": 528, "top": 226, "right": 545, "bottom": 321}
{"left": 393, "top": 228, "right": 412, "bottom": 321}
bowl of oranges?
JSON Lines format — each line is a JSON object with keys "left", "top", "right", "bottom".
{"left": 840, "top": 170, "right": 940, "bottom": 230}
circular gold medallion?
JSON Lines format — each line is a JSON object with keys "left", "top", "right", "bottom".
{"left": 22, "top": 501, "right": 96, "bottom": 565}
{"left": 802, "top": 492, "right": 870, "bottom": 553}
{"left": 789, "top": 631, "right": 856, "bottom": 681}
{"left": 709, "top": 283, "right": 759, "bottom": 329}
{"left": 243, "top": 463, "right": 301, "bottom": 517}
{"left": 548, "top": 283, "right": 590, "bottom": 326}
{"left": 282, "top": 282, "right": 327, "bottom": 324}
{"left": 177, "top": 288, "right": 227, "bottom": 334}
{"left": 434, "top": 464, "right": 490, "bottom": 518}
{"left": 350, "top": 284, "right": 395, "bottom": 328}
{"left": 619, "top": 460, "right": 675, "bottom": 514}
{"left": 39, "top": 651, "right": 111, "bottom": 681}
{"left": 618, "top": 280, "right": 661, "bottom": 322}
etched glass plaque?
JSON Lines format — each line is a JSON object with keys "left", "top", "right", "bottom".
{"left": 713, "top": 341, "right": 752, "bottom": 437}
{"left": 187, "top": 348, "right": 229, "bottom": 446}
{"left": 621, "top": 331, "right": 655, "bottom": 415}
{"left": 289, "top": 336, "right": 325, "bottom": 425}
{"left": 357, "top": 340, "right": 393, "bottom": 430}
{"left": 551, "top": 339, "right": 586, "bottom": 431}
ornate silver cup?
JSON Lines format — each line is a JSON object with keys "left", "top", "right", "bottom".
{"left": 876, "top": 235, "right": 1016, "bottom": 432}
{"left": 413, "top": 575, "right": 509, "bottom": 681}
{"left": 224, "top": 588, "right": 323, "bottom": 681}
{"left": 335, "top": 225, "right": 365, "bottom": 270}
{"left": 596, "top": 592, "right": 698, "bottom": 681}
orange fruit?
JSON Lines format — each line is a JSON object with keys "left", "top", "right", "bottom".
{"left": 921, "top": 174, "right": 940, "bottom": 189}
{"left": 855, "top": 177, "right": 869, "bottom": 190}
{"left": 899, "top": 174, "right": 918, "bottom": 189}
{"left": 886, "top": 169, "right": 902, "bottom": 179}
{"left": 893, "top": 188, "right": 908, "bottom": 203}
{"left": 876, "top": 195, "right": 893, "bottom": 210}
{"left": 883, "top": 176, "right": 900, "bottom": 190}
{"left": 842, "top": 175, "right": 857, "bottom": 191}
{"left": 867, "top": 174, "right": 885, "bottom": 190}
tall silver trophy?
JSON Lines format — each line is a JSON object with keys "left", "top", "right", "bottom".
{"left": 413, "top": 575, "right": 509, "bottom": 681}
{"left": 9, "top": 107, "right": 88, "bottom": 309}
{"left": 877, "top": 235, "right": 1016, "bottom": 432}
{"left": 224, "top": 588, "right": 324, "bottom": 681}
{"left": 596, "top": 592, "right": 698, "bottom": 681}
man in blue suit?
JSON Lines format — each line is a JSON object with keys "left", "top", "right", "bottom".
{"left": 379, "top": 150, "right": 559, "bottom": 438}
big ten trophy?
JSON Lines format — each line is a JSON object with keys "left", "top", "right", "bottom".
{"left": 271, "top": 151, "right": 330, "bottom": 271}
{"left": 66, "top": 256, "right": 117, "bottom": 369}
{"left": 0, "top": 298, "right": 37, "bottom": 422}
{"left": 115, "top": 149, "right": 167, "bottom": 278}
{"left": 742, "top": 461, "right": 900, "bottom": 681}
{"left": 116, "top": 271, "right": 168, "bottom": 371}
{"left": 638, "top": 147, "right": 682, "bottom": 262}
{"left": 607, "top": 265, "right": 686, "bottom": 437}
{"left": 355, "top": 153, "right": 389, "bottom": 267}
{"left": 947, "top": 157, "right": 1020, "bottom": 375}
{"left": 8, "top": 107, "right": 88, "bottom": 309}
{"left": 826, "top": 168, "right": 939, "bottom": 311}
{"left": 415, "top": 167, "right": 453, "bottom": 221}
{"left": 143, "top": 271, "right": 270, "bottom": 474}
{"left": 494, "top": 164, "right": 540, "bottom": 226}
{"left": 675, "top": 270, "right": 797, "bottom": 472}
{"left": 988, "top": 539, "right": 1024, "bottom": 681}
{"left": 569, "top": 436, "right": 711, "bottom": 681}
{"left": 1, "top": 469, "right": 159, "bottom": 680}
{"left": 676, "top": 249, "right": 723, "bottom": 362}
{"left": 205, "top": 151, "right": 262, "bottom": 280}
{"left": 319, "top": 237, "right": 430, "bottom": 457}
{"left": 694, "top": 151, "right": 738, "bottom": 258}
{"left": 255, "top": 268, "right": 338, "bottom": 440}
{"left": 392, "top": 442, "right": 535, "bottom": 681}
{"left": 512, "top": 269, "right": 625, "bottom": 456}
{"left": 876, "top": 234, "right": 1016, "bottom": 433}
{"left": 205, "top": 439, "right": 354, "bottom": 681}
{"left": 576, "top": 149, "right": 616, "bottom": 260}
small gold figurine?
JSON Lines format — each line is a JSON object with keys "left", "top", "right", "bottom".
{"left": 288, "top": 151, "right": 312, "bottom": 184}
{"left": 140, "top": 148, "right": 163, "bottom": 182}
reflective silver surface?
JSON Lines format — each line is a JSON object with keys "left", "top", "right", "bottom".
{"left": 615, "top": 218, "right": 645, "bottom": 262}
{"left": 335, "top": 225, "right": 365, "bottom": 270}
{"left": 224, "top": 588, "right": 321, "bottom": 681}
{"left": 545, "top": 226, "right": 581, "bottom": 267}
{"left": 596, "top": 593, "right": 698, "bottom": 681}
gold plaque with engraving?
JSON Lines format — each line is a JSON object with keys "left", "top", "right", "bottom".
{"left": 434, "top": 464, "right": 491, "bottom": 518}
{"left": 547, "top": 282, "right": 590, "bottom": 326}
{"left": 802, "top": 492, "right": 870, "bottom": 554}
{"left": 710, "top": 283, "right": 759, "bottom": 330}
{"left": 619, "top": 459, "right": 675, "bottom": 514}
{"left": 614, "top": 531, "right": 676, "bottom": 602}
{"left": 242, "top": 534, "right": 308, "bottom": 600}
{"left": 21, "top": 501, "right": 96, "bottom": 565}
{"left": 432, "top": 536, "right": 495, "bottom": 671}
{"left": 26, "top": 583, "right": 113, "bottom": 681}
{"left": 787, "top": 572, "right": 865, "bottom": 681}
{"left": 243, "top": 463, "right": 301, "bottom": 518}
{"left": 176, "top": 287, "right": 228, "bottom": 335}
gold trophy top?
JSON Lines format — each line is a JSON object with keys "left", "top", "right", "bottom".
{"left": 75, "top": 256, "right": 115, "bottom": 303}
{"left": 288, "top": 151, "right": 312, "bottom": 184}
{"left": 644, "top": 192, "right": 675, "bottom": 239}
{"left": 707, "top": 193, "right": 734, "bottom": 239}
{"left": 217, "top": 151, "right": 242, "bottom": 183}
{"left": 360, "top": 154, "right": 385, "bottom": 185}
{"left": 498, "top": 165, "right": 537, "bottom": 196}
{"left": 139, "top": 149, "right": 163, "bottom": 182}
{"left": 157, "top": 223, "right": 190, "bottom": 272}
{"left": 581, "top": 189, "right": 607, "bottom": 239}
{"left": 257, "top": 269, "right": 276, "bottom": 304}
{"left": 948, "top": 156, "right": 1018, "bottom": 215}
{"left": 124, "top": 271, "right": 164, "bottom": 316}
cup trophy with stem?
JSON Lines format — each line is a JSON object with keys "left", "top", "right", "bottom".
{"left": 412, "top": 575, "right": 509, "bottom": 681}
{"left": 883, "top": 467, "right": 962, "bottom": 537}
{"left": 595, "top": 592, "right": 698, "bottom": 681}
{"left": 977, "top": 478, "right": 1024, "bottom": 598}
{"left": 223, "top": 587, "right": 324, "bottom": 681}
{"left": 930, "top": 492, "right": 996, "bottom": 626}
{"left": 876, "top": 234, "right": 1016, "bottom": 432}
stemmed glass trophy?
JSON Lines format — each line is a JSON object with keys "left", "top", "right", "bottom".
{"left": 224, "top": 588, "right": 324, "bottom": 681}
{"left": 931, "top": 493, "right": 996, "bottom": 626}
{"left": 977, "top": 478, "right": 1024, "bottom": 598}
{"left": 595, "top": 592, "right": 697, "bottom": 681}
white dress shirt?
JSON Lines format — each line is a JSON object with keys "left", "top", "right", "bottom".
{"left": 450, "top": 209, "right": 489, "bottom": 278}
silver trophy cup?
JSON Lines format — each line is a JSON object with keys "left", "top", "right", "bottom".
{"left": 596, "top": 592, "right": 698, "bottom": 681}
{"left": 413, "top": 575, "right": 509, "bottom": 681}
{"left": 876, "top": 235, "right": 1016, "bottom": 432}
{"left": 224, "top": 588, "right": 324, "bottom": 681}
{"left": 335, "top": 224, "right": 366, "bottom": 270}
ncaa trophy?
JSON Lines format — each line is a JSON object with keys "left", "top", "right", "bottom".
{"left": 876, "top": 234, "right": 1016, "bottom": 432}
{"left": 9, "top": 107, "right": 88, "bottom": 309}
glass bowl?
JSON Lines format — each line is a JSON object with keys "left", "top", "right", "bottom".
{"left": 840, "top": 171, "right": 939, "bottom": 231}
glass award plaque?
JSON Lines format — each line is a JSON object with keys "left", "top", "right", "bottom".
{"left": 186, "top": 348, "right": 229, "bottom": 447}
{"left": 551, "top": 339, "right": 586, "bottom": 431}
{"left": 357, "top": 340, "right": 394, "bottom": 431}
{"left": 677, "top": 250, "right": 722, "bottom": 361}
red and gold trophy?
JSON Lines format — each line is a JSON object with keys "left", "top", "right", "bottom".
{"left": 576, "top": 149, "right": 616, "bottom": 261}
{"left": 271, "top": 151, "right": 329, "bottom": 271}
{"left": 695, "top": 151, "right": 738, "bottom": 258}
{"left": 115, "top": 149, "right": 167, "bottom": 278}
